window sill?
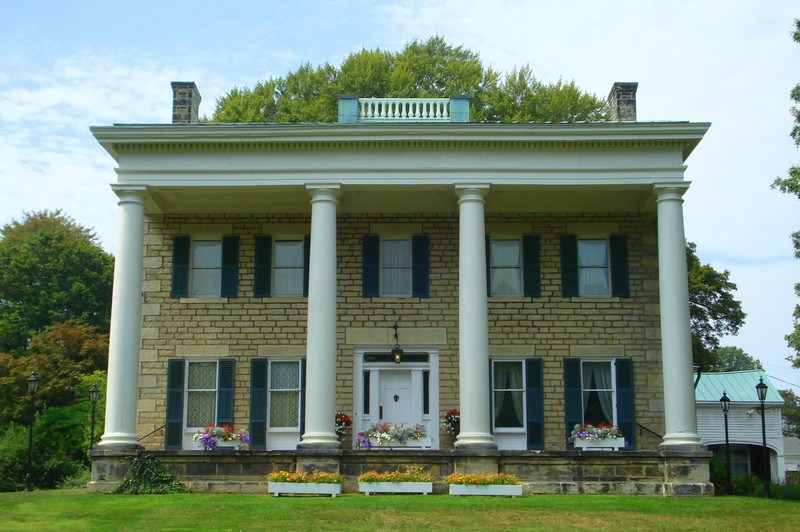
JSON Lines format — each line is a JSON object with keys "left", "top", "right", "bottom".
{"left": 568, "top": 296, "right": 621, "bottom": 303}
{"left": 179, "top": 297, "right": 229, "bottom": 304}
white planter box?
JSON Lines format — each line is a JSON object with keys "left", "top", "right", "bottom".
{"left": 367, "top": 436, "right": 432, "bottom": 449}
{"left": 358, "top": 482, "right": 433, "bottom": 495}
{"left": 574, "top": 437, "right": 625, "bottom": 451}
{"left": 449, "top": 484, "right": 523, "bottom": 497}
{"left": 268, "top": 482, "right": 341, "bottom": 497}
{"left": 194, "top": 439, "right": 245, "bottom": 451}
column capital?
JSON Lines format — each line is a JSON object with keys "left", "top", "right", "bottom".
{"left": 455, "top": 184, "right": 490, "bottom": 202}
{"left": 110, "top": 184, "right": 147, "bottom": 203}
{"left": 653, "top": 183, "right": 690, "bottom": 203}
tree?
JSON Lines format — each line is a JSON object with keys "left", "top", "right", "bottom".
{"left": 208, "top": 36, "right": 609, "bottom": 124}
{"left": 708, "top": 346, "right": 761, "bottom": 372}
{"left": 0, "top": 210, "right": 114, "bottom": 353}
{"left": 772, "top": 19, "right": 800, "bottom": 368}
{"left": 687, "top": 242, "right": 747, "bottom": 370}
{"left": 779, "top": 389, "right": 800, "bottom": 438}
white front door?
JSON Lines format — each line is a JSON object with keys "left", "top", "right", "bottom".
{"left": 380, "top": 371, "right": 413, "bottom": 426}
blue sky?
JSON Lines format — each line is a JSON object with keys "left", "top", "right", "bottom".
{"left": 1, "top": 0, "right": 798, "bottom": 393}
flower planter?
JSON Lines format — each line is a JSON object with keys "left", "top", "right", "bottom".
{"left": 194, "top": 439, "right": 244, "bottom": 451}
{"left": 367, "top": 436, "right": 432, "bottom": 449}
{"left": 574, "top": 437, "right": 625, "bottom": 451}
{"left": 449, "top": 484, "right": 523, "bottom": 497}
{"left": 268, "top": 482, "right": 341, "bottom": 497}
{"left": 358, "top": 482, "right": 433, "bottom": 495}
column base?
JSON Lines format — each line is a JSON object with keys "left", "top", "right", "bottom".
{"left": 298, "top": 432, "right": 341, "bottom": 450}
{"left": 454, "top": 432, "right": 497, "bottom": 450}
{"left": 660, "top": 432, "right": 703, "bottom": 449}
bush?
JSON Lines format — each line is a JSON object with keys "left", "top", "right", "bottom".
{"left": 708, "top": 457, "right": 729, "bottom": 495}
{"left": 114, "top": 454, "right": 188, "bottom": 494}
{"left": 732, "top": 474, "right": 763, "bottom": 496}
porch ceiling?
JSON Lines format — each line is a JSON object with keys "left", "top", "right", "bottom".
{"left": 144, "top": 183, "right": 659, "bottom": 215}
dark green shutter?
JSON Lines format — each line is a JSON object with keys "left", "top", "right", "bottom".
{"left": 299, "top": 358, "right": 307, "bottom": 435}
{"left": 171, "top": 236, "right": 190, "bottom": 298}
{"left": 217, "top": 358, "right": 235, "bottom": 428}
{"left": 560, "top": 235, "right": 579, "bottom": 297}
{"left": 165, "top": 358, "right": 185, "bottom": 449}
{"left": 615, "top": 358, "right": 636, "bottom": 450}
{"left": 254, "top": 236, "right": 272, "bottom": 297}
{"left": 411, "top": 234, "right": 429, "bottom": 298}
{"left": 249, "top": 359, "right": 268, "bottom": 450}
{"left": 564, "top": 358, "right": 583, "bottom": 449}
{"left": 522, "top": 235, "right": 541, "bottom": 298}
{"left": 303, "top": 235, "right": 311, "bottom": 297}
{"left": 526, "top": 358, "right": 544, "bottom": 449}
{"left": 221, "top": 236, "right": 239, "bottom": 298}
{"left": 610, "top": 235, "right": 630, "bottom": 298}
{"left": 362, "top": 234, "right": 379, "bottom": 297}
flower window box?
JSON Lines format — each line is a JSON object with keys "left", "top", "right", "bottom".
{"left": 573, "top": 437, "right": 626, "bottom": 451}
{"left": 366, "top": 435, "right": 432, "bottom": 449}
{"left": 358, "top": 482, "right": 433, "bottom": 495}
{"left": 449, "top": 484, "right": 522, "bottom": 497}
{"left": 268, "top": 482, "right": 341, "bottom": 497}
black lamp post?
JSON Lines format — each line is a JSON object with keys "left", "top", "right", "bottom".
{"left": 755, "top": 377, "right": 770, "bottom": 498}
{"left": 89, "top": 384, "right": 100, "bottom": 450}
{"left": 719, "top": 391, "right": 732, "bottom": 495}
{"left": 25, "top": 371, "right": 39, "bottom": 492}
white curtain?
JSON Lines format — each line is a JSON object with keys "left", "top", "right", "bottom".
{"left": 582, "top": 361, "right": 613, "bottom": 424}
{"left": 493, "top": 362, "right": 524, "bottom": 427}
{"left": 191, "top": 240, "right": 221, "bottom": 297}
{"left": 273, "top": 241, "right": 304, "bottom": 296}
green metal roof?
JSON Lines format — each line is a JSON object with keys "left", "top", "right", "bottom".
{"left": 694, "top": 370, "right": 783, "bottom": 404}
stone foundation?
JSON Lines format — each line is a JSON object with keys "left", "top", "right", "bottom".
{"left": 89, "top": 447, "right": 712, "bottom": 496}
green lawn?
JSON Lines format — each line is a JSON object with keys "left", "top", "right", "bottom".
{"left": 2, "top": 490, "right": 798, "bottom": 531}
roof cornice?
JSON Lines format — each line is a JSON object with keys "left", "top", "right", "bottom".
{"left": 91, "top": 121, "right": 710, "bottom": 162}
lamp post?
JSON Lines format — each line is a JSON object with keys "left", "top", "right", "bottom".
{"left": 755, "top": 377, "right": 770, "bottom": 498}
{"left": 719, "top": 391, "right": 732, "bottom": 495}
{"left": 89, "top": 384, "right": 100, "bottom": 451}
{"left": 25, "top": 371, "right": 39, "bottom": 492}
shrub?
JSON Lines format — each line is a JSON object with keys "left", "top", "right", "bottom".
{"left": 113, "top": 454, "right": 188, "bottom": 494}
{"left": 357, "top": 466, "right": 433, "bottom": 483}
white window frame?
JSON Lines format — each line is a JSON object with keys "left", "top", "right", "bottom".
{"left": 267, "top": 359, "right": 302, "bottom": 432}
{"left": 488, "top": 236, "right": 523, "bottom": 297}
{"left": 189, "top": 236, "right": 222, "bottom": 298}
{"left": 379, "top": 237, "right": 413, "bottom": 297}
{"left": 183, "top": 359, "right": 219, "bottom": 435}
{"left": 271, "top": 238, "right": 305, "bottom": 297}
{"left": 577, "top": 236, "right": 610, "bottom": 297}
{"left": 580, "top": 359, "right": 618, "bottom": 426}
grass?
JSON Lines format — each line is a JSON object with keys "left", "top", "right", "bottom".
{"left": 2, "top": 490, "right": 799, "bottom": 531}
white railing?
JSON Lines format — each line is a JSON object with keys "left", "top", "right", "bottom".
{"left": 358, "top": 98, "right": 450, "bottom": 122}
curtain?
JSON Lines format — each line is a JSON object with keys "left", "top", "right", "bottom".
{"left": 493, "top": 362, "right": 524, "bottom": 428}
{"left": 191, "top": 240, "right": 221, "bottom": 296}
{"left": 273, "top": 241, "right": 304, "bottom": 296}
{"left": 380, "top": 239, "right": 412, "bottom": 295}
{"left": 582, "top": 361, "right": 613, "bottom": 424}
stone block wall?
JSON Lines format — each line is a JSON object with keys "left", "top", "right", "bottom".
{"left": 136, "top": 210, "right": 664, "bottom": 450}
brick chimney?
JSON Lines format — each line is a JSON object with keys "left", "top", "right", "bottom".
{"left": 608, "top": 82, "right": 638, "bottom": 121}
{"left": 171, "top": 81, "right": 202, "bottom": 124}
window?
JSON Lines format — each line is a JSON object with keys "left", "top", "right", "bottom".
{"left": 380, "top": 239, "right": 412, "bottom": 296}
{"left": 560, "top": 234, "right": 628, "bottom": 298}
{"left": 486, "top": 235, "right": 540, "bottom": 297}
{"left": 578, "top": 239, "right": 609, "bottom": 296}
{"left": 564, "top": 357, "right": 635, "bottom": 449}
{"left": 492, "top": 360, "right": 525, "bottom": 429}
{"left": 254, "top": 236, "right": 309, "bottom": 297}
{"left": 171, "top": 235, "right": 239, "bottom": 298}
{"left": 489, "top": 239, "right": 522, "bottom": 296}
{"left": 362, "top": 234, "right": 429, "bottom": 298}
{"left": 191, "top": 240, "right": 222, "bottom": 297}
{"left": 489, "top": 358, "right": 544, "bottom": 450}
{"left": 269, "top": 360, "right": 301, "bottom": 429}
{"left": 580, "top": 360, "right": 615, "bottom": 426}
{"left": 164, "top": 358, "right": 235, "bottom": 450}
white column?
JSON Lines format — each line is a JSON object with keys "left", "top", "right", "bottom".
{"left": 299, "top": 185, "right": 340, "bottom": 449}
{"left": 655, "top": 186, "right": 701, "bottom": 447}
{"left": 99, "top": 185, "right": 147, "bottom": 448}
{"left": 455, "top": 186, "right": 496, "bottom": 449}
